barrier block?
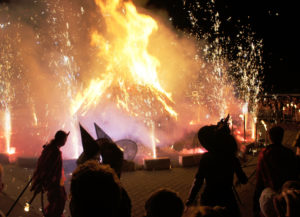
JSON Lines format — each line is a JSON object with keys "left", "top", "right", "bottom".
{"left": 16, "top": 157, "right": 38, "bottom": 168}
{"left": 0, "top": 153, "right": 10, "bottom": 164}
{"left": 144, "top": 157, "right": 171, "bottom": 170}
{"left": 179, "top": 154, "right": 202, "bottom": 167}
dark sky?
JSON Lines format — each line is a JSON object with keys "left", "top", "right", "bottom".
{"left": 146, "top": 0, "right": 299, "bottom": 93}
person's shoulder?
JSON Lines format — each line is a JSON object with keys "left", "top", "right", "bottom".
{"left": 258, "top": 147, "right": 268, "bottom": 156}
{"left": 281, "top": 145, "right": 296, "bottom": 155}
{"left": 0, "top": 209, "right": 6, "bottom": 217}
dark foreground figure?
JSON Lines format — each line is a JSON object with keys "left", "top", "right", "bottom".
{"left": 76, "top": 137, "right": 131, "bottom": 217}
{"left": 144, "top": 188, "right": 184, "bottom": 217}
{"left": 70, "top": 160, "right": 129, "bottom": 217}
{"left": 30, "top": 130, "right": 69, "bottom": 217}
{"left": 186, "top": 117, "right": 248, "bottom": 217}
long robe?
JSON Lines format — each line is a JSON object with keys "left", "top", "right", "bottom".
{"left": 30, "top": 142, "right": 66, "bottom": 217}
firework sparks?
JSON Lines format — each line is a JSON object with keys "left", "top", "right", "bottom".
{"left": 4, "top": 107, "right": 12, "bottom": 154}
{"left": 0, "top": 0, "right": 263, "bottom": 158}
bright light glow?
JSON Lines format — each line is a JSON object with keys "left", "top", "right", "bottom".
{"left": 242, "top": 103, "right": 248, "bottom": 114}
{"left": 151, "top": 122, "right": 157, "bottom": 158}
{"left": 7, "top": 147, "right": 16, "bottom": 155}
{"left": 33, "top": 112, "right": 38, "bottom": 126}
{"left": 24, "top": 203, "right": 30, "bottom": 212}
{"left": 252, "top": 116, "right": 257, "bottom": 140}
{"left": 4, "top": 107, "right": 12, "bottom": 154}
{"left": 261, "top": 120, "right": 267, "bottom": 131}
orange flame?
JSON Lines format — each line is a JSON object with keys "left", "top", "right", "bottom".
{"left": 73, "top": 0, "right": 177, "bottom": 119}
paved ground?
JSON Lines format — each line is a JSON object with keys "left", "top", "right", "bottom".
{"left": 1, "top": 123, "right": 298, "bottom": 217}
{"left": 1, "top": 154, "right": 257, "bottom": 217}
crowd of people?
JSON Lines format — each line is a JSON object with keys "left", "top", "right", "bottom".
{"left": 1, "top": 120, "right": 300, "bottom": 217}
{"left": 257, "top": 95, "right": 300, "bottom": 122}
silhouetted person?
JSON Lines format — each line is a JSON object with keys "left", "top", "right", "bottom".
{"left": 30, "top": 130, "right": 69, "bottom": 217}
{"left": 186, "top": 117, "right": 248, "bottom": 217}
{"left": 186, "top": 206, "right": 230, "bottom": 217}
{"left": 98, "top": 140, "right": 131, "bottom": 217}
{"left": 253, "top": 126, "right": 298, "bottom": 217}
{"left": 99, "top": 140, "right": 124, "bottom": 178}
{"left": 77, "top": 137, "right": 111, "bottom": 165}
{"left": 76, "top": 139, "right": 131, "bottom": 217}
{"left": 70, "top": 160, "right": 123, "bottom": 217}
{"left": 144, "top": 188, "right": 184, "bottom": 217}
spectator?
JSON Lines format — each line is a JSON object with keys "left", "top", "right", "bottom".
{"left": 76, "top": 138, "right": 131, "bottom": 217}
{"left": 186, "top": 206, "right": 230, "bottom": 217}
{"left": 144, "top": 188, "right": 184, "bottom": 217}
{"left": 70, "top": 160, "right": 123, "bottom": 217}
{"left": 186, "top": 117, "right": 248, "bottom": 217}
{"left": 273, "top": 180, "right": 300, "bottom": 217}
{"left": 253, "top": 126, "right": 299, "bottom": 217}
{"left": 259, "top": 188, "right": 277, "bottom": 217}
{"left": 99, "top": 140, "right": 124, "bottom": 178}
{"left": 77, "top": 137, "right": 111, "bottom": 165}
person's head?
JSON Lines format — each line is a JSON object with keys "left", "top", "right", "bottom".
{"left": 70, "top": 160, "right": 122, "bottom": 217}
{"left": 198, "top": 125, "right": 217, "bottom": 152}
{"left": 54, "top": 130, "right": 69, "bottom": 147}
{"left": 0, "top": 164, "right": 4, "bottom": 193}
{"left": 259, "top": 188, "right": 277, "bottom": 217}
{"left": 198, "top": 124, "right": 237, "bottom": 155}
{"left": 99, "top": 141, "right": 124, "bottom": 178}
{"left": 144, "top": 188, "right": 184, "bottom": 217}
{"left": 188, "top": 206, "right": 229, "bottom": 217}
{"left": 268, "top": 126, "right": 284, "bottom": 144}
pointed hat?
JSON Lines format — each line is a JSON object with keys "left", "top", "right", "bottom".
{"left": 94, "top": 122, "right": 113, "bottom": 142}
{"left": 79, "top": 123, "right": 99, "bottom": 157}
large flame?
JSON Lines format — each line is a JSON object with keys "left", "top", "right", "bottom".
{"left": 73, "top": 0, "right": 177, "bottom": 119}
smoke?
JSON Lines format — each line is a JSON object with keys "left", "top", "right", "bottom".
{"left": 0, "top": 0, "right": 261, "bottom": 158}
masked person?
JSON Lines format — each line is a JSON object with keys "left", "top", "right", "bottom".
{"left": 186, "top": 117, "right": 248, "bottom": 217}
{"left": 30, "top": 130, "right": 69, "bottom": 217}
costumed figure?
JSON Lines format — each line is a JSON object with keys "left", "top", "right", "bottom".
{"left": 30, "top": 130, "right": 69, "bottom": 217}
{"left": 76, "top": 124, "right": 131, "bottom": 217}
{"left": 186, "top": 115, "right": 248, "bottom": 217}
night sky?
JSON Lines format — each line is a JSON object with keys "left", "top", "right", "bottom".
{"left": 1, "top": 0, "right": 298, "bottom": 93}
{"left": 146, "top": 0, "right": 299, "bottom": 93}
